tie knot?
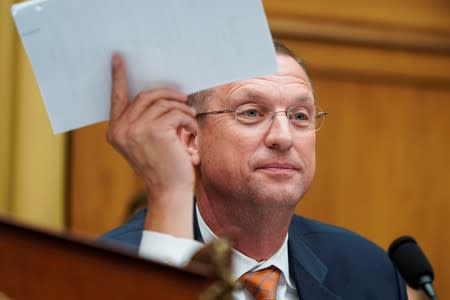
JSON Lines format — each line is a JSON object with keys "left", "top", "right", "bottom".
{"left": 239, "top": 266, "right": 281, "bottom": 300}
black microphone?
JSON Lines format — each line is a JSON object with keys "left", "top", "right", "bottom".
{"left": 388, "top": 236, "right": 437, "bottom": 300}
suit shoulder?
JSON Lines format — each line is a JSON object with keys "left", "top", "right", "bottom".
{"left": 97, "top": 209, "right": 147, "bottom": 249}
{"left": 289, "top": 214, "right": 406, "bottom": 298}
{"left": 290, "top": 214, "right": 389, "bottom": 259}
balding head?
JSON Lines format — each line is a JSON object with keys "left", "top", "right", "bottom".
{"left": 187, "top": 40, "right": 313, "bottom": 112}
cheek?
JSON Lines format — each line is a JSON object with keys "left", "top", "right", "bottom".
{"left": 199, "top": 126, "right": 258, "bottom": 177}
{"left": 300, "top": 136, "right": 316, "bottom": 176}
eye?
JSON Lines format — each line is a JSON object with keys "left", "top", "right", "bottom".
{"left": 288, "top": 106, "right": 312, "bottom": 127}
{"left": 242, "top": 109, "right": 260, "bottom": 118}
{"left": 235, "top": 104, "right": 266, "bottom": 124}
{"left": 293, "top": 112, "right": 308, "bottom": 121}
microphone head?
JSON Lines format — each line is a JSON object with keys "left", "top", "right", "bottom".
{"left": 388, "top": 236, "right": 434, "bottom": 289}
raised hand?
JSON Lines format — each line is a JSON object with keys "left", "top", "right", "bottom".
{"left": 107, "top": 55, "right": 198, "bottom": 238}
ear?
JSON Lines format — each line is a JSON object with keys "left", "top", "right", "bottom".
{"left": 179, "top": 127, "right": 200, "bottom": 166}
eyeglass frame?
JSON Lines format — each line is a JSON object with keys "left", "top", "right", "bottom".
{"left": 196, "top": 103, "right": 328, "bottom": 133}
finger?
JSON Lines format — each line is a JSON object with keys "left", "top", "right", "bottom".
{"left": 124, "top": 88, "right": 188, "bottom": 123}
{"left": 110, "top": 55, "right": 130, "bottom": 121}
{"left": 160, "top": 109, "right": 199, "bottom": 135}
{"left": 136, "top": 104, "right": 198, "bottom": 134}
{"left": 134, "top": 99, "right": 196, "bottom": 125}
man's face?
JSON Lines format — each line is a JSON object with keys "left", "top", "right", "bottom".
{"left": 196, "top": 54, "right": 316, "bottom": 209}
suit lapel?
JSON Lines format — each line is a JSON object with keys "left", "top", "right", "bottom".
{"left": 288, "top": 234, "right": 341, "bottom": 300}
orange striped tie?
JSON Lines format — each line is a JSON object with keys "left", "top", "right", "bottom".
{"left": 239, "top": 266, "right": 281, "bottom": 300}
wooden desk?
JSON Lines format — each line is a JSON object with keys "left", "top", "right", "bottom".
{"left": 0, "top": 217, "right": 215, "bottom": 299}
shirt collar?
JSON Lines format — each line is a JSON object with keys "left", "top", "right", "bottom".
{"left": 195, "top": 204, "right": 295, "bottom": 288}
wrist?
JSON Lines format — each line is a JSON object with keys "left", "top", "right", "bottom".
{"left": 144, "top": 190, "right": 194, "bottom": 239}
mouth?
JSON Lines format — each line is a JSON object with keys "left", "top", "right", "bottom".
{"left": 255, "top": 162, "right": 300, "bottom": 175}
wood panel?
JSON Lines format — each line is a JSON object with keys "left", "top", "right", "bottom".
{"left": 69, "top": 123, "right": 144, "bottom": 237}
{"left": 263, "top": 0, "right": 450, "bottom": 34}
{"left": 276, "top": 39, "right": 450, "bottom": 88}
{"left": 0, "top": 216, "right": 213, "bottom": 300}
{"left": 0, "top": 0, "right": 16, "bottom": 213}
{"left": 268, "top": 16, "right": 450, "bottom": 55}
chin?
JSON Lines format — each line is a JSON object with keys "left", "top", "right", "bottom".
{"left": 247, "top": 186, "right": 304, "bottom": 208}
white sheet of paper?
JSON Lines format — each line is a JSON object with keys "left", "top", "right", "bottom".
{"left": 12, "top": 0, "right": 277, "bottom": 133}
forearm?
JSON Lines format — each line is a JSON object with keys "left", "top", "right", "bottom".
{"left": 144, "top": 190, "right": 194, "bottom": 239}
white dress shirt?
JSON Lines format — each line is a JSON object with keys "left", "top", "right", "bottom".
{"left": 139, "top": 205, "right": 298, "bottom": 299}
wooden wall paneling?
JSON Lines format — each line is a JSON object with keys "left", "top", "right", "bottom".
{"left": 69, "top": 123, "right": 144, "bottom": 237}
{"left": 281, "top": 39, "right": 450, "bottom": 299}
{"left": 272, "top": 39, "right": 450, "bottom": 86}
{"left": 263, "top": 0, "right": 450, "bottom": 34}
{"left": 268, "top": 17, "right": 450, "bottom": 55}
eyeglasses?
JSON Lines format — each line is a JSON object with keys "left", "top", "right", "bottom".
{"left": 196, "top": 103, "right": 328, "bottom": 134}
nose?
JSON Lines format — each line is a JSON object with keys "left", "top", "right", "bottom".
{"left": 264, "top": 114, "right": 294, "bottom": 151}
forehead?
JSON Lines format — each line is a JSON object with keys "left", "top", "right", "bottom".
{"left": 211, "top": 54, "right": 314, "bottom": 107}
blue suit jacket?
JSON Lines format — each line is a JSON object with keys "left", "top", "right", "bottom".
{"left": 99, "top": 209, "right": 407, "bottom": 300}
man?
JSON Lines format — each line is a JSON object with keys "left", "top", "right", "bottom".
{"left": 100, "top": 41, "right": 407, "bottom": 299}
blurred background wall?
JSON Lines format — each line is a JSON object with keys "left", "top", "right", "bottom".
{"left": 0, "top": 0, "right": 66, "bottom": 229}
{"left": 1, "top": 0, "right": 449, "bottom": 298}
